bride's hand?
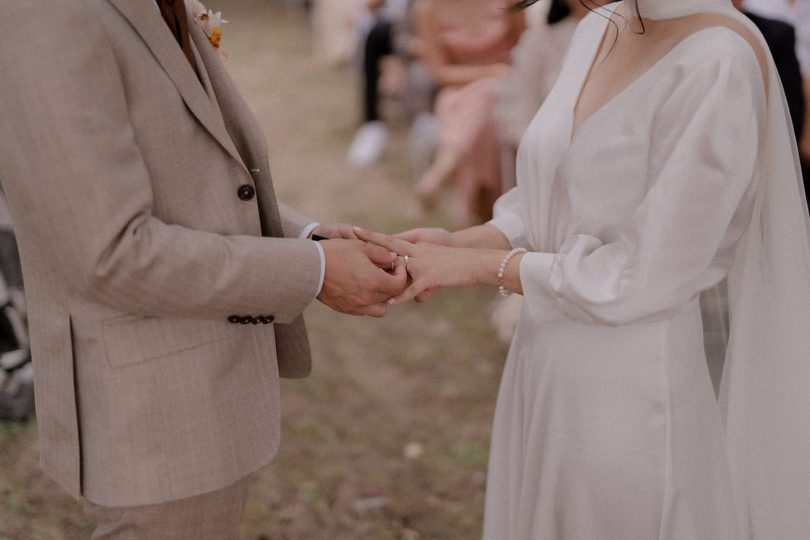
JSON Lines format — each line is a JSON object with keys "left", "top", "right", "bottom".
{"left": 354, "top": 228, "right": 513, "bottom": 305}
{"left": 393, "top": 228, "right": 454, "bottom": 301}
{"left": 395, "top": 227, "right": 456, "bottom": 247}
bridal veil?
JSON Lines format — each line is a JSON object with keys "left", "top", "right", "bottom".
{"left": 624, "top": 0, "right": 810, "bottom": 537}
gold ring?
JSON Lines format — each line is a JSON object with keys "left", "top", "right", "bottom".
{"left": 403, "top": 255, "right": 409, "bottom": 269}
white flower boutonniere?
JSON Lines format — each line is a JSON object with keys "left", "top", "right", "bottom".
{"left": 187, "top": 0, "right": 228, "bottom": 58}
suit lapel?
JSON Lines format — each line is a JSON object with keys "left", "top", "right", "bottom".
{"left": 189, "top": 22, "right": 286, "bottom": 237}
{"left": 190, "top": 25, "right": 268, "bottom": 173}
{"left": 108, "top": 0, "right": 246, "bottom": 172}
{"left": 190, "top": 39, "right": 221, "bottom": 112}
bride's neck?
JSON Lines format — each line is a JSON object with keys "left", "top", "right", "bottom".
{"left": 616, "top": 2, "right": 657, "bottom": 36}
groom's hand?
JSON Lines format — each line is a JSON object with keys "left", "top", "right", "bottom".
{"left": 311, "top": 222, "right": 359, "bottom": 240}
{"left": 317, "top": 239, "right": 407, "bottom": 317}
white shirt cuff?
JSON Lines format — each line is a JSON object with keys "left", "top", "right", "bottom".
{"left": 312, "top": 243, "right": 326, "bottom": 297}
{"left": 299, "top": 223, "right": 326, "bottom": 296}
{"left": 299, "top": 222, "right": 320, "bottom": 241}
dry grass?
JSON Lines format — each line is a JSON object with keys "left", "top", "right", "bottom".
{"left": 0, "top": 2, "right": 508, "bottom": 538}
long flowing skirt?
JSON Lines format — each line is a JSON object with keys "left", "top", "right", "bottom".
{"left": 482, "top": 301, "right": 741, "bottom": 539}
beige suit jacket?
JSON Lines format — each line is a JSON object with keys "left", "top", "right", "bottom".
{"left": 0, "top": 0, "right": 322, "bottom": 506}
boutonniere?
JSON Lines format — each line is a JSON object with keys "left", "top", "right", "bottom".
{"left": 187, "top": 0, "right": 228, "bottom": 59}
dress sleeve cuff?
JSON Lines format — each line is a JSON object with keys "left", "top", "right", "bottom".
{"left": 519, "top": 251, "right": 568, "bottom": 324}
{"left": 488, "top": 215, "right": 526, "bottom": 249}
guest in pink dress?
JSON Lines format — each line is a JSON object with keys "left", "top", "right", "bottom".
{"left": 414, "top": 0, "right": 524, "bottom": 227}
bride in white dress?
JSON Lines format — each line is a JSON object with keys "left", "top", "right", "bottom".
{"left": 356, "top": 0, "right": 810, "bottom": 537}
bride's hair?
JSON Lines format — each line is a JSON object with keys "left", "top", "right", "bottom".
{"left": 510, "top": 1, "right": 644, "bottom": 32}
{"left": 545, "top": 0, "right": 573, "bottom": 25}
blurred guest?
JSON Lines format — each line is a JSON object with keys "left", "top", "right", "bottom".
{"left": 738, "top": 0, "right": 805, "bottom": 142}
{"left": 414, "top": 0, "right": 525, "bottom": 227}
{"left": 0, "top": 190, "right": 31, "bottom": 422}
{"left": 744, "top": 0, "right": 810, "bottom": 170}
{"left": 497, "top": 0, "right": 589, "bottom": 189}
{"left": 744, "top": 0, "right": 810, "bottom": 73}
{"left": 347, "top": 0, "right": 412, "bottom": 167}
{"left": 312, "top": 0, "right": 364, "bottom": 66}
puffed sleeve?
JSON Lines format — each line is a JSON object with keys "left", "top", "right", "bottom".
{"left": 519, "top": 38, "right": 766, "bottom": 326}
{"left": 490, "top": 187, "right": 532, "bottom": 249}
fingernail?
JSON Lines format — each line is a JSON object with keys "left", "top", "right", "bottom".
{"left": 387, "top": 298, "right": 397, "bottom": 305}
{"left": 389, "top": 251, "right": 397, "bottom": 258}
{"left": 353, "top": 226, "right": 365, "bottom": 234}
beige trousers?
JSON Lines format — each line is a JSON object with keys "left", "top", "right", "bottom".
{"left": 83, "top": 478, "right": 249, "bottom": 540}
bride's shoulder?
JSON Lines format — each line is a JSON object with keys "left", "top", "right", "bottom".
{"left": 670, "top": 14, "right": 769, "bottom": 85}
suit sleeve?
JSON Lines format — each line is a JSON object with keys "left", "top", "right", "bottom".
{"left": 0, "top": 2, "right": 320, "bottom": 324}
{"left": 277, "top": 202, "right": 316, "bottom": 239}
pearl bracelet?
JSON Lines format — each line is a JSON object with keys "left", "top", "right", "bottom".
{"left": 498, "top": 248, "right": 527, "bottom": 298}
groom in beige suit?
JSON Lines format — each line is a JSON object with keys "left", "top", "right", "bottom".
{"left": 0, "top": 0, "right": 406, "bottom": 537}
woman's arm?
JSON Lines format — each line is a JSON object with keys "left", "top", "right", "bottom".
{"left": 355, "top": 228, "right": 524, "bottom": 303}
{"left": 399, "top": 183, "right": 529, "bottom": 251}
{"left": 397, "top": 223, "right": 512, "bottom": 249}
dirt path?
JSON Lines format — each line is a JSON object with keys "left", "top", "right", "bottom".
{"left": 0, "top": 3, "right": 507, "bottom": 538}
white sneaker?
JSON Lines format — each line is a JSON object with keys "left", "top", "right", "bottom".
{"left": 347, "top": 121, "right": 388, "bottom": 168}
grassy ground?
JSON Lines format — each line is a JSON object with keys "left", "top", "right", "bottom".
{"left": 0, "top": 2, "right": 508, "bottom": 538}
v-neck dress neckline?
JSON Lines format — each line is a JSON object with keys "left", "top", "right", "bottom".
{"left": 568, "top": 6, "right": 735, "bottom": 147}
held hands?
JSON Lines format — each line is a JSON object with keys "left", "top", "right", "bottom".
{"left": 313, "top": 222, "right": 407, "bottom": 318}
{"left": 354, "top": 227, "right": 520, "bottom": 305}
{"left": 317, "top": 239, "right": 407, "bottom": 317}
{"left": 312, "top": 222, "right": 522, "bottom": 313}
{"left": 393, "top": 227, "right": 456, "bottom": 302}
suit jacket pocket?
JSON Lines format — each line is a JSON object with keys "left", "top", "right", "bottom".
{"left": 101, "top": 315, "right": 239, "bottom": 368}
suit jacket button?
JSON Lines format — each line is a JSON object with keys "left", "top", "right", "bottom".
{"left": 264, "top": 316, "right": 275, "bottom": 324}
{"left": 228, "top": 315, "right": 241, "bottom": 324}
{"left": 237, "top": 184, "right": 256, "bottom": 201}
{"left": 240, "top": 316, "right": 254, "bottom": 325}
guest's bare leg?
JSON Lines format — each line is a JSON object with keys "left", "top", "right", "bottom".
{"left": 452, "top": 174, "right": 481, "bottom": 229}
{"left": 416, "top": 146, "right": 461, "bottom": 209}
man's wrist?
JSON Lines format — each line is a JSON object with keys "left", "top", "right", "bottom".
{"left": 299, "top": 222, "right": 320, "bottom": 240}
{"left": 313, "top": 241, "right": 326, "bottom": 297}
{"left": 299, "top": 223, "right": 325, "bottom": 296}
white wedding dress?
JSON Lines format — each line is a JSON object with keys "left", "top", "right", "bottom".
{"left": 484, "top": 2, "right": 810, "bottom": 539}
